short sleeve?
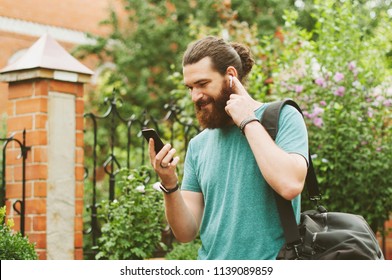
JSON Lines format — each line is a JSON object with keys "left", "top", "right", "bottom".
{"left": 275, "top": 105, "right": 309, "bottom": 165}
{"left": 181, "top": 140, "right": 202, "bottom": 192}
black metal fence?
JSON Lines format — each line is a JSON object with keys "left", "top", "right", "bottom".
{"left": 83, "top": 91, "right": 199, "bottom": 258}
{"left": 0, "top": 130, "right": 30, "bottom": 236}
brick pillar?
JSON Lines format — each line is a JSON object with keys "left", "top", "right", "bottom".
{"left": 0, "top": 34, "right": 93, "bottom": 259}
{"left": 384, "top": 217, "right": 392, "bottom": 259}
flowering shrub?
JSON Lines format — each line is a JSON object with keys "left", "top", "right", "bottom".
{"left": 261, "top": 0, "right": 392, "bottom": 231}
{"left": 95, "top": 167, "right": 166, "bottom": 260}
{"left": 0, "top": 206, "right": 37, "bottom": 260}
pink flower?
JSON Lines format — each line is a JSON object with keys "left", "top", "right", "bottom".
{"left": 305, "top": 106, "right": 324, "bottom": 128}
{"left": 348, "top": 61, "right": 356, "bottom": 71}
{"left": 334, "top": 86, "right": 345, "bottom": 97}
{"left": 315, "top": 77, "right": 326, "bottom": 88}
{"left": 320, "top": 100, "right": 327, "bottom": 106}
{"left": 295, "top": 85, "right": 304, "bottom": 93}
{"left": 312, "top": 106, "right": 324, "bottom": 117}
{"left": 333, "top": 72, "right": 344, "bottom": 83}
{"left": 313, "top": 117, "right": 323, "bottom": 128}
{"left": 383, "top": 99, "right": 392, "bottom": 107}
{"left": 305, "top": 106, "right": 323, "bottom": 118}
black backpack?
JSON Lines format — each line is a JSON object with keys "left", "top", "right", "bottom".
{"left": 261, "top": 99, "right": 384, "bottom": 260}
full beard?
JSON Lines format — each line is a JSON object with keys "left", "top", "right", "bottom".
{"left": 195, "top": 83, "right": 233, "bottom": 129}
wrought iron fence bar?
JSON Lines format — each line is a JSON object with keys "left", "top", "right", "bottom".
{"left": 1, "top": 139, "right": 7, "bottom": 207}
{"left": 0, "top": 129, "right": 30, "bottom": 236}
{"left": 83, "top": 112, "right": 100, "bottom": 248}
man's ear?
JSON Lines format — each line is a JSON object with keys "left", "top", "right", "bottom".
{"left": 226, "top": 66, "right": 238, "bottom": 78}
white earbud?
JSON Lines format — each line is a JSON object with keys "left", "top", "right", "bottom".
{"left": 229, "top": 75, "right": 233, "bottom": 88}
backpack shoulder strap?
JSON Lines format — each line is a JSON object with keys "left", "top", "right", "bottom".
{"left": 260, "top": 99, "right": 321, "bottom": 245}
{"left": 261, "top": 99, "right": 303, "bottom": 141}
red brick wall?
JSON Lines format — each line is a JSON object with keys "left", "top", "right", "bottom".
{"left": 0, "top": 0, "right": 126, "bottom": 35}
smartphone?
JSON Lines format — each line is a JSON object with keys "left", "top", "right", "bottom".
{"left": 141, "top": 128, "right": 165, "bottom": 154}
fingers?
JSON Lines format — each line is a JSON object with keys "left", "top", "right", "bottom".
{"left": 225, "top": 93, "right": 245, "bottom": 110}
{"left": 231, "top": 76, "right": 247, "bottom": 96}
{"left": 147, "top": 138, "right": 179, "bottom": 187}
{"left": 148, "top": 138, "right": 156, "bottom": 162}
{"left": 225, "top": 89, "right": 255, "bottom": 126}
{"left": 158, "top": 145, "right": 177, "bottom": 168}
{"left": 149, "top": 139, "right": 178, "bottom": 170}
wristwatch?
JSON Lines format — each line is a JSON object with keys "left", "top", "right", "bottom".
{"left": 159, "top": 182, "right": 180, "bottom": 194}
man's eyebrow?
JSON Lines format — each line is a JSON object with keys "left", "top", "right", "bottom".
{"left": 184, "top": 79, "right": 210, "bottom": 87}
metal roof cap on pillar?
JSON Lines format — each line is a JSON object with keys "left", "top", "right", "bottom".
{"left": 0, "top": 33, "right": 93, "bottom": 82}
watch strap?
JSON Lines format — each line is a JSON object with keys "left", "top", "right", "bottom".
{"left": 160, "top": 182, "right": 179, "bottom": 194}
{"left": 239, "top": 116, "right": 261, "bottom": 135}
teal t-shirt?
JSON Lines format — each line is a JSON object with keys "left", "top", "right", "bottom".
{"left": 181, "top": 103, "right": 309, "bottom": 260}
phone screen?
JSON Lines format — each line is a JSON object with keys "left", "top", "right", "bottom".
{"left": 141, "top": 128, "right": 165, "bottom": 154}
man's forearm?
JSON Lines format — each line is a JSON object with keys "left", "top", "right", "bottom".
{"left": 163, "top": 191, "right": 200, "bottom": 243}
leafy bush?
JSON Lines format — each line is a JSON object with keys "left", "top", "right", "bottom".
{"left": 262, "top": 0, "right": 392, "bottom": 232}
{"left": 95, "top": 166, "right": 166, "bottom": 260}
{"left": 0, "top": 206, "right": 37, "bottom": 260}
{"left": 165, "top": 239, "right": 201, "bottom": 260}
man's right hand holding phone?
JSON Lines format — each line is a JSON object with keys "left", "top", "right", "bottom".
{"left": 148, "top": 138, "right": 180, "bottom": 190}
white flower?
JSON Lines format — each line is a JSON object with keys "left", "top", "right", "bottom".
{"left": 221, "top": 29, "right": 230, "bottom": 41}
{"left": 352, "top": 80, "right": 361, "bottom": 89}
{"left": 127, "top": 174, "right": 135, "bottom": 180}
{"left": 310, "top": 57, "right": 321, "bottom": 78}
{"left": 135, "top": 185, "right": 145, "bottom": 193}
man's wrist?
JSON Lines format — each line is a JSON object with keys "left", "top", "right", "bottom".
{"left": 239, "top": 116, "right": 261, "bottom": 135}
{"left": 160, "top": 182, "right": 180, "bottom": 194}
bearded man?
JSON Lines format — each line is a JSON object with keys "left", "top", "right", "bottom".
{"left": 148, "top": 36, "right": 309, "bottom": 260}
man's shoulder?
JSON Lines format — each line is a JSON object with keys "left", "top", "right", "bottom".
{"left": 190, "top": 128, "right": 209, "bottom": 142}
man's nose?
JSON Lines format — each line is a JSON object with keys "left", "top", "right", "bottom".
{"left": 190, "top": 88, "right": 203, "bottom": 103}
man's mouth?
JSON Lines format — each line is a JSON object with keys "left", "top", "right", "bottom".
{"left": 196, "top": 99, "right": 213, "bottom": 110}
